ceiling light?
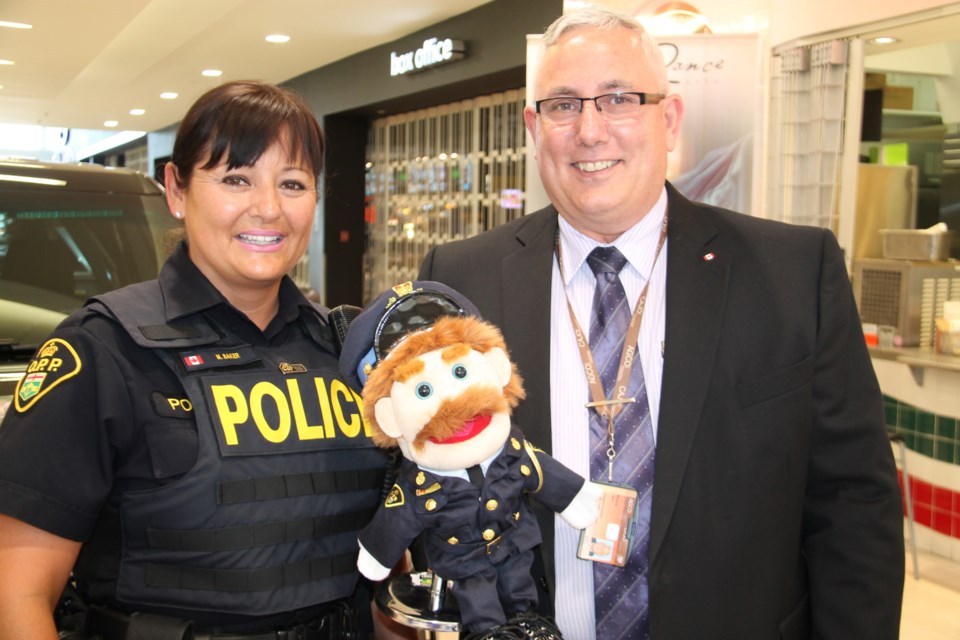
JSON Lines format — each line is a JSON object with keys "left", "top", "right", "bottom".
{"left": 201, "top": 69, "right": 223, "bottom": 77}
{"left": 645, "top": 2, "right": 712, "bottom": 35}
{"left": 104, "top": 120, "right": 119, "bottom": 128}
{"left": 129, "top": 108, "right": 145, "bottom": 116}
{"left": 0, "top": 21, "right": 32, "bottom": 29}
{"left": 160, "top": 92, "right": 178, "bottom": 100}
{"left": 868, "top": 36, "right": 899, "bottom": 45}
{"left": 0, "top": 59, "right": 14, "bottom": 65}
{"left": 265, "top": 34, "right": 290, "bottom": 43}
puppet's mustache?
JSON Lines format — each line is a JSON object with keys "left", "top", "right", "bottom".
{"left": 413, "top": 386, "right": 509, "bottom": 450}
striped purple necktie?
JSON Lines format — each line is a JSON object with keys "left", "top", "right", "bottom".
{"left": 586, "top": 246, "right": 655, "bottom": 640}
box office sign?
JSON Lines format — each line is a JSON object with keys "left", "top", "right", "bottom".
{"left": 390, "top": 38, "right": 466, "bottom": 76}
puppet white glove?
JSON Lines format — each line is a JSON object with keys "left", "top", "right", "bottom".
{"left": 357, "top": 541, "right": 392, "bottom": 581}
{"left": 560, "top": 481, "right": 603, "bottom": 530}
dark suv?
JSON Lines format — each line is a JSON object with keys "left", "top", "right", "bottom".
{"left": 0, "top": 159, "right": 178, "bottom": 418}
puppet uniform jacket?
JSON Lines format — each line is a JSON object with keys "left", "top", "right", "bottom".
{"left": 359, "top": 425, "right": 584, "bottom": 581}
{"left": 418, "top": 184, "right": 905, "bottom": 639}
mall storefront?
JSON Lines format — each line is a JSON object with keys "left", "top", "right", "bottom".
{"left": 284, "top": 0, "right": 561, "bottom": 306}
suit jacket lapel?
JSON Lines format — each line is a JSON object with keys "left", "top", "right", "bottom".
{"left": 485, "top": 196, "right": 729, "bottom": 568}
{"left": 649, "top": 186, "right": 729, "bottom": 565}
{"left": 500, "top": 207, "right": 558, "bottom": 450}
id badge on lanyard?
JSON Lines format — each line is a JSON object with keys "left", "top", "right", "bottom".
{"left": 576, "top": 482, "right": 638, "bottom": 567}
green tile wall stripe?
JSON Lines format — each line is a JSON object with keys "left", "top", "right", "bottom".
{"left": 884, "top": 394, "right": 960, "bottom": 466}
{"left": 886, "top": 394, "right": 960, "bottom": 541}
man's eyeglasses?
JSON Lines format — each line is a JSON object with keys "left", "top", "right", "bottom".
{"left": 535, "top": 92, "right": 666, "bottom": 124}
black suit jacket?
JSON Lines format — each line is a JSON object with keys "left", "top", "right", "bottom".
{"left": 419, "top": 184, "right": 904, "bottom": 638}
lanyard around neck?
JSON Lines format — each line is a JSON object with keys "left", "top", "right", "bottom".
{"left": 556, "top": 215, "right": 667, "bottom": 479}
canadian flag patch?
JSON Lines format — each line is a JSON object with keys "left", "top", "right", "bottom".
{"left": 183, "top": 354, "right": 204, "bottom": 367}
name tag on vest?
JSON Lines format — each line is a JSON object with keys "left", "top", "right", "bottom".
{"left": 180, "top": 346, "right": 260, "bottom": 371}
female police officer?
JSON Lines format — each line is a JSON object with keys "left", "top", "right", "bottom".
{"left": 0, "top": 81, "right": 388, "bottom": 640}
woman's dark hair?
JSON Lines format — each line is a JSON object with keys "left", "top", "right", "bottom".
{"left": 169, "top": 80, "right": 323, "bottom": 189}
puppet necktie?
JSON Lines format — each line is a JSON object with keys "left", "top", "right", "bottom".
{"left": 586, "top": 246, "right": 655, "bottom": 640}
{"left": 466, "top": 464, "right": 484, "bottom": 488}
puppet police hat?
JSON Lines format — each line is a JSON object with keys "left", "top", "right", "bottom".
{"left": 338, "top": 280, "right": 481, "bottom": 390}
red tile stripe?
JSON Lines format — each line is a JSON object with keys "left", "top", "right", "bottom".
{"left": 899, "top": 470, "right": 960, "bottom": 539}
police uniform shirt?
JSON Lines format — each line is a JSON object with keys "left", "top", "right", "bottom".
{"left": 0, "top": 242, "right": 388, "bottom": 630}
{"left": 0, "top": 241, "right": 346, "bottom": 549}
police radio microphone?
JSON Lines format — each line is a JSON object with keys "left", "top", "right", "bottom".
{"left": 328, "top": 304, "right": 363, "bottom": 352}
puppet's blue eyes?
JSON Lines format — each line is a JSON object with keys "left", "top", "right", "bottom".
{"left": 452, "top": 364, "right": 467, "bottom": 379}
{"left": 416, "top": 383, "right": 433, "bottom": 399}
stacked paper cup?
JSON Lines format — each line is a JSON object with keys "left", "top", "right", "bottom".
{"left": 935, "top": 301, "right": 960, "bottom": 355}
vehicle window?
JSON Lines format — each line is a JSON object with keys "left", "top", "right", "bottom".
{"left": 0, "top": 165, "right": 177, "bottom": 420}
{"left": 0, "top": 190, "right": 174, "bottom": 314}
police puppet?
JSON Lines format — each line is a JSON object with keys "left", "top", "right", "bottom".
{"left": 339, "top": 282, "right": 600, "bottom": 639}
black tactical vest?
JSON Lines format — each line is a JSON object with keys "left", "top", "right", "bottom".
{"left": 85, "top": 281, "right": 386, "bottom": 616}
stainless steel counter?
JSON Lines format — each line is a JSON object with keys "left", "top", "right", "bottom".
{"left": 869, "top": 346, "right": 960, "bottom": 385}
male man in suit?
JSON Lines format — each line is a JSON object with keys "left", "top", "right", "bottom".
{"left": 418, "top": 6, "right": 904, "bottom": 639}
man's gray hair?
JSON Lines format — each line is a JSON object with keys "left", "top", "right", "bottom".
{"left": 539, "top": 6, "right": 669, "bottom": 94}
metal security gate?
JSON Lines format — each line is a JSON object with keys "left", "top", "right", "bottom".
{"left": 363, "top": 89, "right": 527, "bottom": 301}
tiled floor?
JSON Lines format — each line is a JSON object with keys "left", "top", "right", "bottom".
{"left": 900, "top": 549, "right": 960, "bottom": 640}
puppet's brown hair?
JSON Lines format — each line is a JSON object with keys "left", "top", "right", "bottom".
{"left": 362, "top": 316, "right": 526, "bottom": 447}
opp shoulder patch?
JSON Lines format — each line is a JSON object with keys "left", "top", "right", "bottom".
{"left": 384, "top": 484, "right": 405, "bottom": 508}
{"left": 14, "top": 338, "right": 82, "bottom": 413}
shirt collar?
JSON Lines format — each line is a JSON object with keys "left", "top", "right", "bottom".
{"left": 557, "top": 186, "right": 668, "bottom": 285}
{"left": 418, "top": 446, "right": 503, "bottom": 480}
{"left": 158, "top": 240, "right": 312, "bottom": 324}
{"left": 158, "top": 241, "right": 224, "bottom": 320}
